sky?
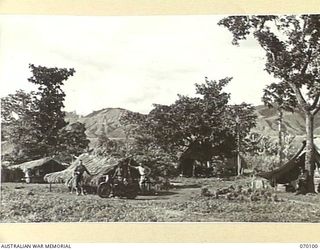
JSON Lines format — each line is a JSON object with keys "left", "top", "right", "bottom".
{"left": 0, "top": 15, "right": 276, "bottom": 115}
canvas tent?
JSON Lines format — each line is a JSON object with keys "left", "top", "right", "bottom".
{"left": 4, "top": 157, "right": 65, "bottom": 183}
{"left": 257, "top": 141, "right": 320, "bottom": 185}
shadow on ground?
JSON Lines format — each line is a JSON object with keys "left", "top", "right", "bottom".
{"left": 171, "top": 184, "right": 201, "bottom": 189}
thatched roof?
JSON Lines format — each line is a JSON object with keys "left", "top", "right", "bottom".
{"left": 43, "top": 153, "right": 139, "bottom": 184}
{"left": 8, "top": 157, "right": 62, "bottom": 171}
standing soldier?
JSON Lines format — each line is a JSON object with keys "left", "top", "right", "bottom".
{"left": 74, "top": 159, "right": 92, "bottom": 195}
{"left": 134, "top": 163, "right": 151, "bottom": 191}
{"left": 296, "top": 169, "right": 308, "bottom": 195}
{"left": 25, "top": 168, "right": 32, "bottom": 184}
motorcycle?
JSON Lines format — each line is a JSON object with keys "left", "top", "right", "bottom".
{"left": 97, "top": 175, "right": 140, "bottom": 199}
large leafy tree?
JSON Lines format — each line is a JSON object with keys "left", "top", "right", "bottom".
{"left": 147, "top": 77, "right": 234, "bottom": 157}
{"left": 219, "top": 15, "right": 320, "bottom": 192}
{"left": 28, "top": 64, "right": 76, "bottom": 156}
{"left": 1, "top": 90, "right": 41, "bottom": 163}
{"left": 1, "top": 65, "right": 83, "bottom": 163}
{"left": 122, "top": 77, "right": 257, "bottom": 173}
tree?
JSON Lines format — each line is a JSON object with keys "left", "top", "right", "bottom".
{"left": 122, "top": 77, "right": 257, "bottom": 177}
{"left": 1, "top": 65, "right": 79, "bottom": 163}
{"left": 28, "top": 64, "right": 75, "bottom": 156}
{"left": 120, "top": 111, "right": 180, "bottom": 178}
{"left": 58, "top": 122, "right": 90, "bottom": 161}
{"left": 262, "top": 82, "right": 297, "bottom": 165}
{"left": 219, "top": 15, "right": 320, "bottom": 192}
{"left": 1, "top": 90, "right": 41, "bottom": 163}
{"left": 228, "top": 103, "right": 257, "bottom": 175}
{"left": 146, "top": 77, "right": 235, "bottom": 157}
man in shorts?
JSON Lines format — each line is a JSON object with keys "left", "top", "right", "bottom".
{"left": 74, "top": 159, "right": 92, "bottom": 195}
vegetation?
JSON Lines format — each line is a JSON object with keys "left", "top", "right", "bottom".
{"left": 219, "top": 15, "right": 320, "bottom": 193}
{"left": 1, "top": 90, "right": 38, "bottom": 163}
{"left": 2, "top": 177, "right": 320, "bottom": 222}
{"left": 2, "top": 15, "right": 320, "bottom": 224}
{"left": 57, "top": 122, "right": 90, "bottom": 162}
{"left": 28, "top": 64, "right": 75, "bottom": 157}
{"left": 262, "top": 82, "right": 298, "bottom": 165}
{"left": 1, "top": 65, "right": 89, "bottom": 164}
{"left": 121, "top": 77, "right": 257, "bottom": 177}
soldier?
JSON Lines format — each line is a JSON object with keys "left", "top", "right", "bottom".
{"left": 134, "top": 163, "right": 151, "bottom": 191}
{"left": 296, "top": 169, "right": 308, "bottom": 195}
{"left": 74, "top": 159, "right": 92, "bottom": 195}
{"left": 25, "top": 168, "right": 32, "bottom": 184}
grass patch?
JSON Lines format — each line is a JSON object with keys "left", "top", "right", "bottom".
{"left": 1, "top": 177, "right": 320, "bottom": 222}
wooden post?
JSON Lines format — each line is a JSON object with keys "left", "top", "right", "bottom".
{"left": 49, "top": 182, "right": 52, "bottom": 192}
{"left": 278, "top": 109, "right": 284, "bottom": 166}
{"left": 236, "top": 116, "right": 242, "bottom": 176}
{"left": 192, "top": 161, "right": 196, "bottom": 177}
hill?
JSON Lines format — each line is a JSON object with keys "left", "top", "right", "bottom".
{"left": 3, "top": 106, "right": 320, "bottom": 158}
{"left": 65, "top": 108, "right": 134, "bottom": 147}
{"left": 252, "top": 105, "right": 320, "bottom": 137}
{"left": 69, "top": 106, "right": 320, "bottom": 145}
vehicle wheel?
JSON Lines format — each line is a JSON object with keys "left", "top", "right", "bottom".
{"left": 126, "top": 184, "right": 139, "bottom": 199}
{"left": 97, "top": 182, "right": 111, "bottom": 198}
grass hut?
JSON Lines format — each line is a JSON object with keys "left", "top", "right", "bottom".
{"left": 1, "top": 166, "right": 24, "bottom": 183}
{"left": 44, "top": 154, "right": 140, "bottom": 192}
{"left": 6, "top": 157, "right": 65, "bottom": 183}
{"left": 44, "top": 153, "right": 120, "bottom": 184}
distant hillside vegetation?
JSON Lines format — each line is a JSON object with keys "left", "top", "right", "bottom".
{"left": 4, "top": 106, "right": 320, "bottom": 158}
{"left": 252, "top": 105, "right": 320, "bottom": 137}
{"left": 66, "top": 106, "right": 320, "bottom": 146}
{"left": 65, "top": 108, "right": 132, "bottom": 147}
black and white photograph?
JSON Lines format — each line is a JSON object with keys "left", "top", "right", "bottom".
{"left": 1, "top": 13, "right": 320, "bottom": 223}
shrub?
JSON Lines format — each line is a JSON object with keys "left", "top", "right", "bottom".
{"left": 244, "top": 154, "right": 279, "bottom": 173}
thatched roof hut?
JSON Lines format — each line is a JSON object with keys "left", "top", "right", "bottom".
{"left": 43, "top": 153, "right": 140, "bottom": 186}
{"left": 6, "top": 157, "right": 65, "bottom": 183}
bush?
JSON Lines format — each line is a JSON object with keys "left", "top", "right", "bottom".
{"left": 244, "top": 154, "right": 279, "bottom": 173}
{"left": 203, "top": 184, "right": 283, "bottom": 203}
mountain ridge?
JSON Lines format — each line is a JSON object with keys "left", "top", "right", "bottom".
{"left": 65, "top": 105, "right": 320, "bottom": 144}
{"left": 3, "top": 106, "right": 320, "bottom": 158}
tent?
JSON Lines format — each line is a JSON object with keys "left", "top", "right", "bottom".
{"left": 257, "top": 141, "right": 320, "bottom": 185}
{"left": 5, "top": 157, "right": 65, "bottom": 183}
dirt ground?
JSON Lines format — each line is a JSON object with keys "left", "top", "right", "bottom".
{"left": 1, "top": 177, "right": 320, "bottom": 222}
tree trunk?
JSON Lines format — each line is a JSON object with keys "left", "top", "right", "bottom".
{"left": 237, "top": 153, "right": 242, "bottom": 175}
{"left": 278, "top": 109, "right": 284, "bottom": 166}
{"left": 236, "top": 123, "right": 242, "bottom": 175}
{"left": 192, "top": 160, "right": 196, "bottom": 177}
{"left": 305, "top": 113, "right": 315, "bottom": 193}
